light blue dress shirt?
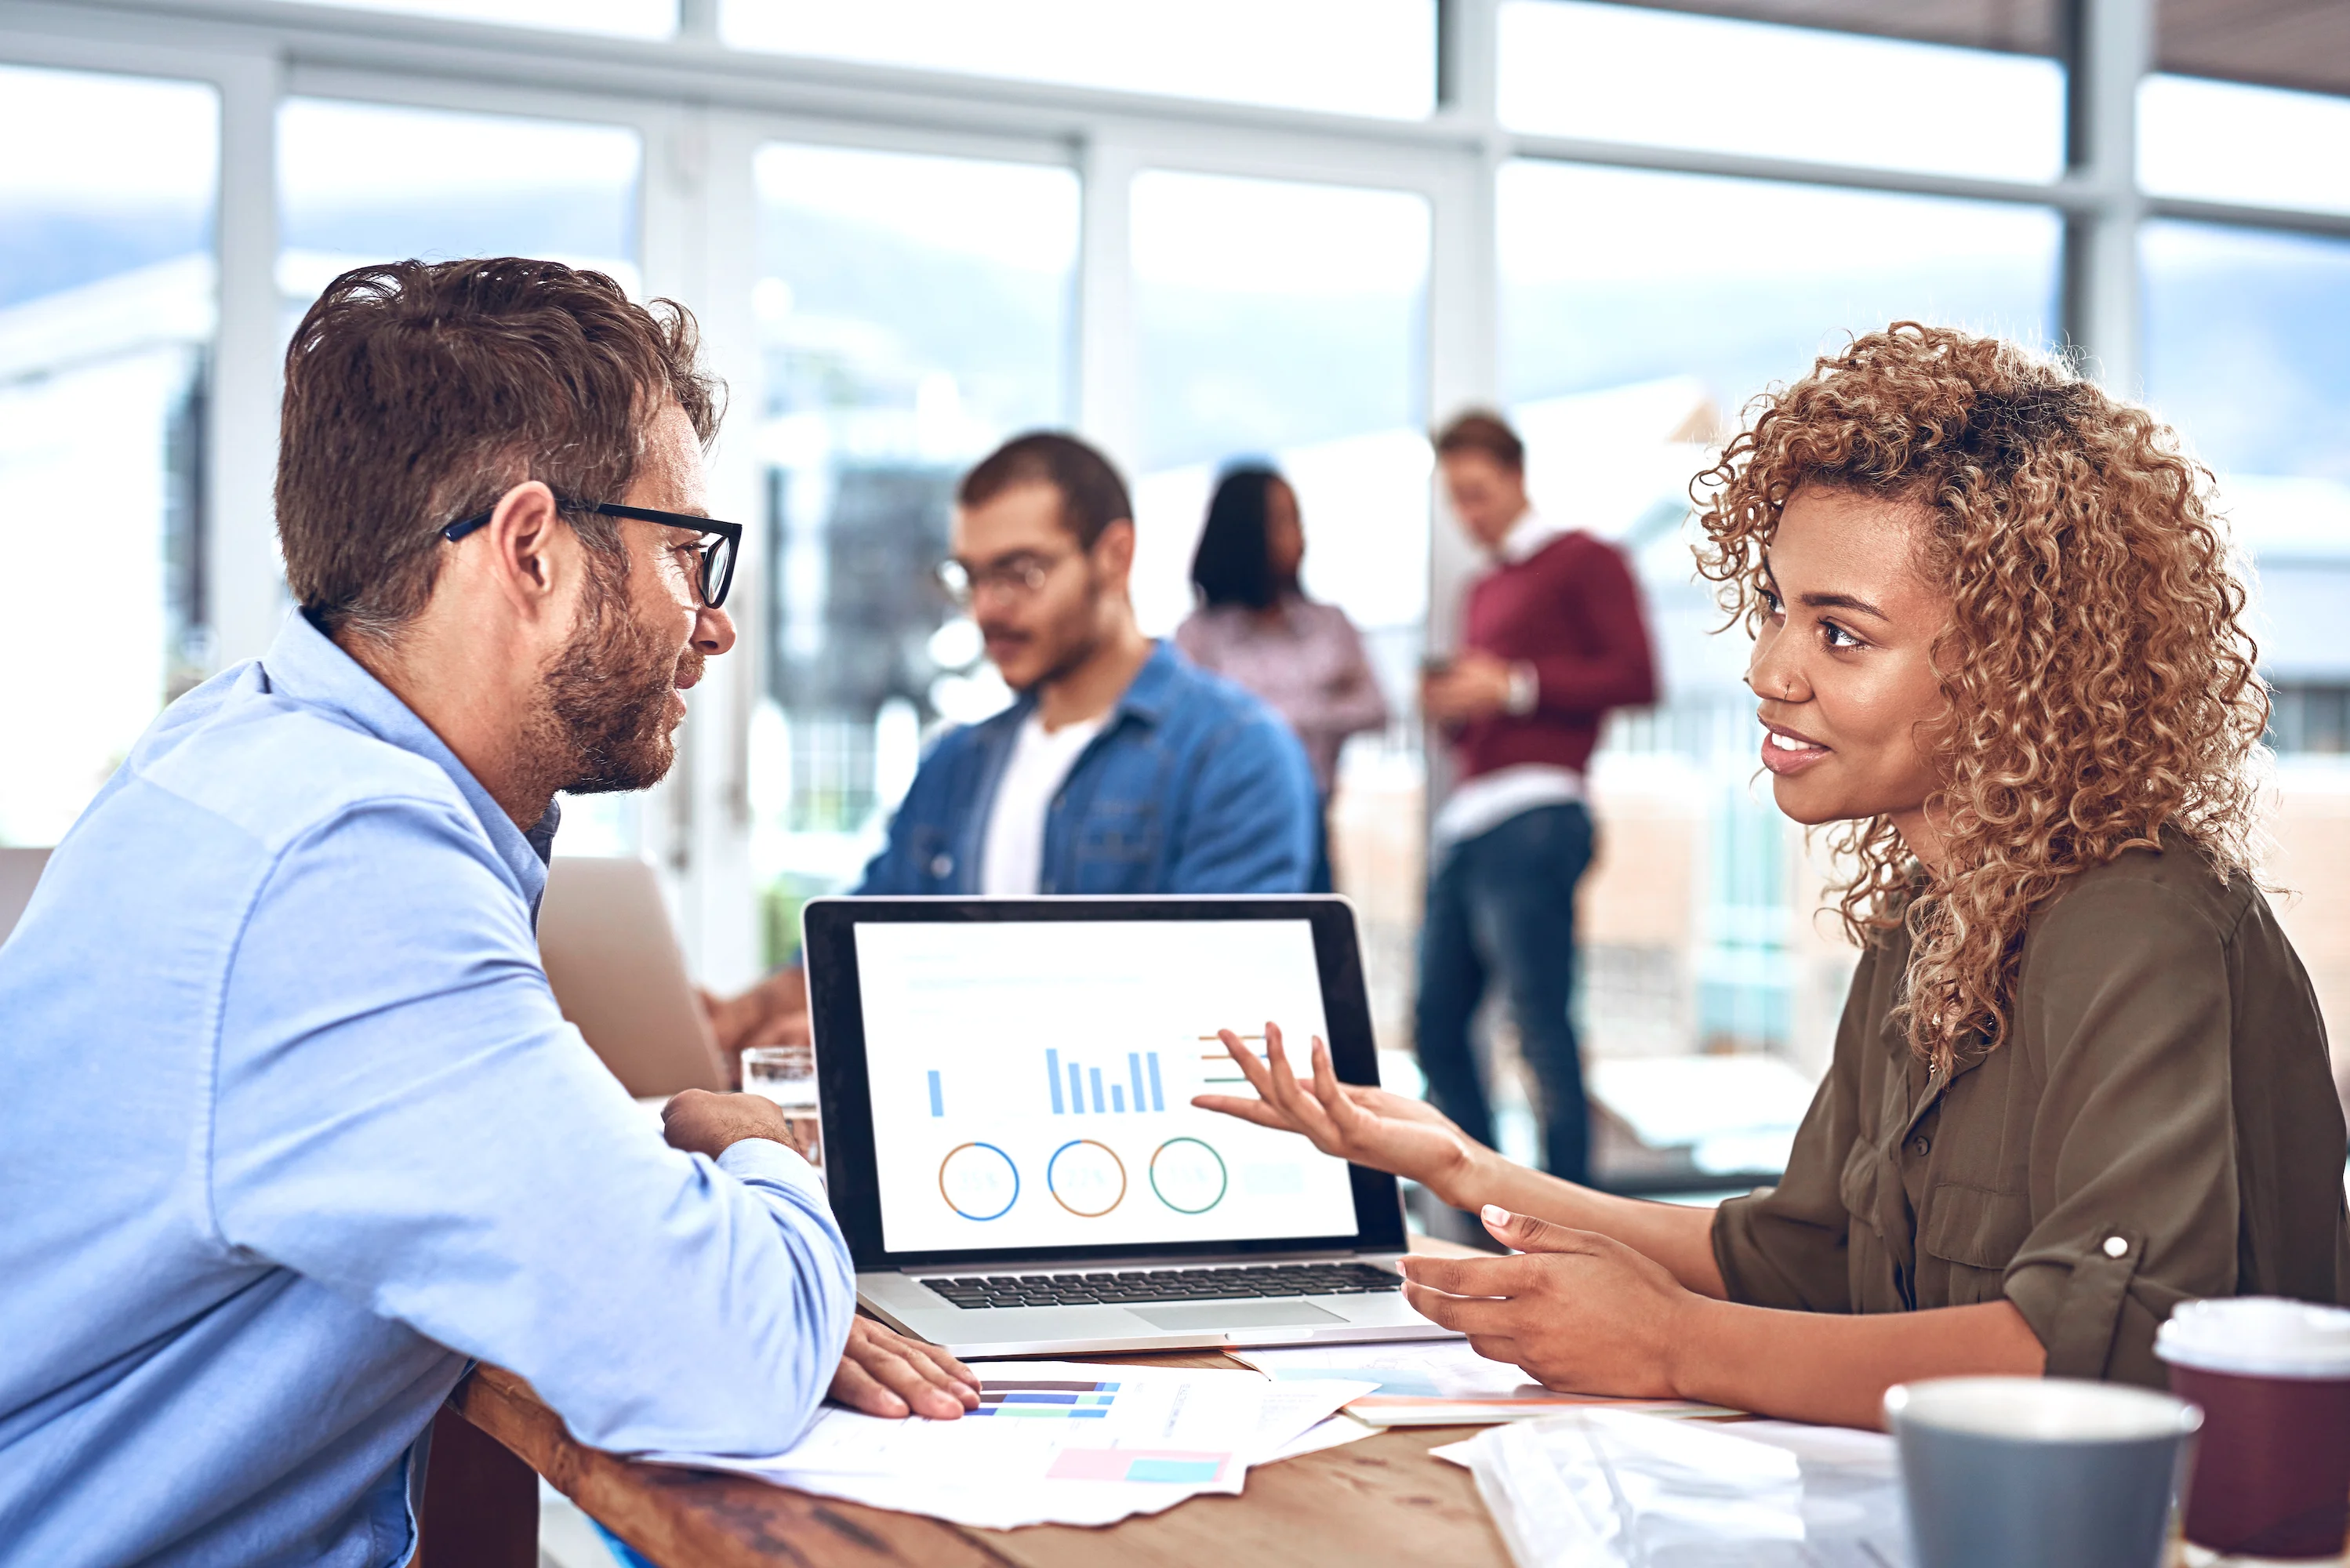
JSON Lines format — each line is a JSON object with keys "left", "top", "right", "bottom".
{"left": 0, "top": 613, "right": 854, "bottom": 1567}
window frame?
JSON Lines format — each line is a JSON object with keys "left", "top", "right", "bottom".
{"left": 4, "top": 0, "right": 2346, "bottom": 985}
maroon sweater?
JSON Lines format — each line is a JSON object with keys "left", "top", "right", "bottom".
{"left": 1450, "top": 529, "right": 1657, "bottom": 782}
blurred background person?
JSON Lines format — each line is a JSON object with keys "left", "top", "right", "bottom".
{"left": 1177, "top": 463, "right": 1390, "bottom": 892}
{"left": 1417, "top": 410, "right": 1657, "bottom": 1187}
{"left": 706, "top": 433, "right": 1318, "bottom": 1055}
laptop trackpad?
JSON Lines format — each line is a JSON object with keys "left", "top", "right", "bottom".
{"left": 1128, "top": 1301, "right": 1345, "bottom": 1331}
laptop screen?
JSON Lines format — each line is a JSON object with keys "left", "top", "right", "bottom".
{"left": 851, "top": 917, "right": 1364, "bottom": 1257}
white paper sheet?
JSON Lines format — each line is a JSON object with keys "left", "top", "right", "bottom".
{"left": 1233, "top": 1340, "right": 1739, "bottom": 1425}
{"left": 639, "top": 1363, "right": 1375, "bottom": 1530}
{"left": 1436, "top": 1410, "right": 1909, "bottom": 1567}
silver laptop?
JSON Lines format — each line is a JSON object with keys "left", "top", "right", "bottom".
{"left": 539, "top": 856, "right": 730, "bottom": 1098}
{"left": 804, "top": 895, "right": 1451, "bottom": 1357}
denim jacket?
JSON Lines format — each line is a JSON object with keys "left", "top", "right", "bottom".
{"left": 853, "top": 641, "right": 1318, "bottom": 895}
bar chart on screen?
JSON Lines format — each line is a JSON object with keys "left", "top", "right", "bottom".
{"left": 1045, "top": 1047, "right": 1168, "bottom": 1115}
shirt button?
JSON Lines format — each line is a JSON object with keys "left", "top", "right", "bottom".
{"left": 1911, "top": 1138, "right": 1930, "bottom": 1157}
{"left": 928, "top": 854, "right": 953, "bottom": 878}
{"left": 2103, "top": 1235, "right": 2130, "bottom": 1259}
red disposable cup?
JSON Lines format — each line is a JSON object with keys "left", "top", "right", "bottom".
{"left": 2157, "top": 1297, "right": 2350, "bottom": 1559}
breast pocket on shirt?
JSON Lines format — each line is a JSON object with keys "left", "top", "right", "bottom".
{"left": 1071, "top": 800, "right": 1159, "bottom": 879}
{"left": 1919, "top": 1182, "right": 2035, "bottom": 1305}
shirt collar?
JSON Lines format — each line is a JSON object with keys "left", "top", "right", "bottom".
{"left": 1110, "top": 639, "right": 1182, "bottom": 726}
{"left": 260, "top": 612, "right": 558, "bottom": 903}
{"left": 1495, "top": 506, "right": 1570, "bottom": 564}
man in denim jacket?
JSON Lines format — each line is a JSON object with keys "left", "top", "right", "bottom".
{"left": 709, "top": 433, "right": 1317, "bottom": 1051}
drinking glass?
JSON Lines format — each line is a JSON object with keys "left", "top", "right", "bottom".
{"left": 742, "top": 1044, "right": 822, "bottom": 1169}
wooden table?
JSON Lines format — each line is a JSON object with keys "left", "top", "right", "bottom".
{"left": 416, "top": 1243, "right": 1512, "bottom": 1568}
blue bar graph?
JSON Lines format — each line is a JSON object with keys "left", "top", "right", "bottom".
{"left": 1044, "top": 1051, "right": 1166, "bottom": 1114}
{"left": 927, "top": 1070, "right": 943, "bottom": 1117}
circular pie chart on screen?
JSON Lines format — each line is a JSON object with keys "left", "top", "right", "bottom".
{"left": 1149, "top": 1137, "right": 1228, "bottom": 1214}
{"left": 937, "top": 1142, "right": 1019, "bottom": 1221}
{"left": 1046, "top": 1138, "right": 1128, "bottom": 1217}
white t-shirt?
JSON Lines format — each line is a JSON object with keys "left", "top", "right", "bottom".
{"left": 979, "top": 712, "right": 1107, "bottom": 895}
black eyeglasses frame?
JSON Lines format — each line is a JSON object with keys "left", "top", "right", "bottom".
{"left": 441, "top": 498, "right": 742, "bottom": 611}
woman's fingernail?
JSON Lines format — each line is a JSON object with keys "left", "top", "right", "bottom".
{"left": 1481, "top": 1203, "right": 1511, "bottom": 1228}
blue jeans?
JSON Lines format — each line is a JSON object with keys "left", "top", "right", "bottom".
{"left": 1414, "top": 802, "right": 1594, "bottom": 1184}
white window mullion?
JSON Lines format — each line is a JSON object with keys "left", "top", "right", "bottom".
{"left": 208, "top": 46, "right": 287, "bottom": 670}
{"left": 2063, "top": 0, "right": 2152, "bottom": 394}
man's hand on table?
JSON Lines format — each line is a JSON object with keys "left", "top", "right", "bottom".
{"left": 830, "top": 1318, "right": 982, "bottom": 1420}
{"left": 660, "top": 1093, "right": 980, "bottom": 1421}
{"left": 660, "top": 1088, "right": 812, "bottom": 1162}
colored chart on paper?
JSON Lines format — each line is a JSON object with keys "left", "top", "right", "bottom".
{"left": 971, "top": 1377, "right": 1123, "bottom": 1419}
{"left": 1046, "top": 1447, "right": 1231, "bottom": 1484}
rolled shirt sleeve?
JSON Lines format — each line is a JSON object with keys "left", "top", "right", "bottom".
{"left": 212, "top": 800, "right": 855, "bottom": 1458}
{"left": 2000, "top": 880, "right": 2239, "bottom": 1385}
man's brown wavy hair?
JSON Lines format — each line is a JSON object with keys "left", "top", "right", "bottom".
{"left": 279, "top": 257, "right": 719, "bottom": 647}
{"left": 1692, "top": 323, "right": 2268, "bottom": 1069}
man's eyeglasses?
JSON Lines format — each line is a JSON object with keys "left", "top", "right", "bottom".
{"left": 935, "top": 551, "right": 1070, "bottom": 607}
{"left": 442, "top": 499, "right": 741, "bottom": 612}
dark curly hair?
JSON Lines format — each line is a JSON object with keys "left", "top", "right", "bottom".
{"left": 1692, "top": 323, "right": 2268, "bottom": 1069}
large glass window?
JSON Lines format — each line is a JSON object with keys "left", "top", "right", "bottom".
{"left": 278, "top": 96, "right": 644, "bottom": 851}
{"left": 293, "top": 0, "right": 675, "bottom": 37}
{"left": 722, "top": 0, "right": 1437, "bottom": 120}
{"left": 2139, "top": 75, "right": 2350, "bottom": 218}
{"left": 1497, "top": 1, "right": 2065, "bottom": 183}
{"left": 1128, "top": 168, "right": 1431, "bottom": 1045}
{"left": 747, "top": 143, "right": 1079, "bottom": 961}
{"left": 1496, "top": 158, "right": 2061, "bottom": 1177}
{"left": 2142, "top": 219, "right": 2350, "bottom": 843}
{"left": 0, "top": 64, "right": 216, "bottom": 846}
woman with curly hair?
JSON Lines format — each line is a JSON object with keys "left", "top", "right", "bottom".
{"left": 1199, "top": 323, "right": 2347, "bottom": 1427}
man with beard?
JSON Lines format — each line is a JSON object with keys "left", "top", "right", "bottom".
{"left": 0, "top": 259, "right": 974, "bottom": 1568}
{"left": 707, "top": 433, "right": 1318, "bottom": 1054}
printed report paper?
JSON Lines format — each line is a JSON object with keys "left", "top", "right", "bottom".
{"left": 641, "top": 1362, "right": 1376, "bottom": 1530}
{"left": 1233, "top": 1340, "right": 1739, "bottom": 1425}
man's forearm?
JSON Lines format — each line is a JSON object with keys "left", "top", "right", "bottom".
{"left": 1438, "top": 1151, "right": 1727, "bottom": 1298}
{"left": 1670, "top": 1297, "right": 2047, "bottom": 1428}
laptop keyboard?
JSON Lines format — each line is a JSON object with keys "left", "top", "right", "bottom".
{"left": 921, "top": 1261, "right": 1404, "bottom": 1310}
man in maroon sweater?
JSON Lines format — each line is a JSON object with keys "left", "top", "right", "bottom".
{"left": 1417, "top": 411, "right": 1657, "bottom": 1185}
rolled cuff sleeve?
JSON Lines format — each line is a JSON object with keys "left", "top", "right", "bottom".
{"left": 1997, "top": 881, "right": 2241, "bottom": 1387}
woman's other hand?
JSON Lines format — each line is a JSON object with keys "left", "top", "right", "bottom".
{"left": 1190, "top": 1021, "right": 1486, "bottom": 1207}
{"left": 1400, "top": 1205, "right": 1698, "bottom": 1399}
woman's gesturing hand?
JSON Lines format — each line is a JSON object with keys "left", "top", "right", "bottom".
{"left": 1189, "top": 1021, "right": 1485, "bottom": 1206}
{"left": 1400, "top": 1206, "right": 1698, "bottom": 1400}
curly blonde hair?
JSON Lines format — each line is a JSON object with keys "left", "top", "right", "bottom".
{"left": 1692, "top": 323, "right": 2268, "bottom": 1069}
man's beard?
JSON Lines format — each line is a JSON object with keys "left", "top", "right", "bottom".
{"left": 984, "top": 573, "right": 1106, "bottom": 693}
{"left": 539, "top": 554, "right": 699, "bottom": 796}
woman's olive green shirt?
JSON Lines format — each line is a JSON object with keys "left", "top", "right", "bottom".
{"left": 1713, "top": 844, "right": 2350, "bottom": 1388}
